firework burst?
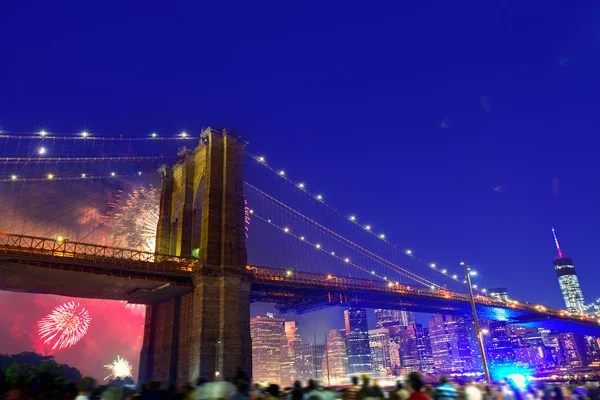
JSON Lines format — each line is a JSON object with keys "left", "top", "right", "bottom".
{"left": 38, "top": 302, "right": 91, "bottom": 350}
{"left": 112, "top": 185, "right": 159, "bottom": 252}
{"left": 104, "top": 356, "right": 132, "bottom": 380}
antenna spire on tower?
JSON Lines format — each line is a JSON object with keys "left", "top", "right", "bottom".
{"left": 552, "top": 227, "right": 564, "bottom": 258}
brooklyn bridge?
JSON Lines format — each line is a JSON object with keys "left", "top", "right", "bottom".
{"left": 0, "top": 128, "right": 598, "bottom": 386}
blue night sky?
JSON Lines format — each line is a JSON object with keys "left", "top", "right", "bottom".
{"left": 2, "top": 1, "right": 600, "bottom": 343}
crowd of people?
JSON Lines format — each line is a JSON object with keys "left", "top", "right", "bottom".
{"left": 4, "top": 372, "right": 600, "bottom": 400}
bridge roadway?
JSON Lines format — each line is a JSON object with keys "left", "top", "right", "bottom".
{"left": 1, "top": 233, "right": 599, "bottom": 335}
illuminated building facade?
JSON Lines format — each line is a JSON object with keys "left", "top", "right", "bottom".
{"left": 250, "top": 315, "right": 286, "bottom": 384}
{"left": 344, "top": 308, "right": 373, "bottom": 374}
{"left": 559, "top": 333, "right": 588, "bottom": 369}
{"left": 554, "top": 257, "right": 586, "bottom": 314}
{"left": 552, "top": 228, "right": 586, "bottom": 314}
{"left": 399, "top": 323, "right": 434, "bottom": 373}
{"left": 296, "top": 343, "right": 325, "bottom": 381}
{"left": 282, "top": 321, "right": 303, "bottom": 385}
{"left": 368, "top": 328, "right": 391, "bottom": 376}
{"left": 374, "top": 309, "right": 415, "bottom": 328}
{"left": 323, "top": 329, "right": 348, "bottom": 383}
{"left": 428, "top": 314, "right": 475, "bottom": 373}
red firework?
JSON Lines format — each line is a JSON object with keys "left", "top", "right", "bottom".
{"left": 37, "top": 301, "right": 91, "bottom": 350}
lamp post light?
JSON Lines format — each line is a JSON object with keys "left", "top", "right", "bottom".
{"left": 462, "top": 260, "right": 491, "bottom": 384}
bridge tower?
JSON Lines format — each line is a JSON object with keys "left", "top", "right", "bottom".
{"left": 139, "top": 128, "right": 251, "bottom": 386}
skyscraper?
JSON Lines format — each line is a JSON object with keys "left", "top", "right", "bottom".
{"left": 552, "top": 228, "right": 586, "bottom": 314}
{"left": 282, "top": 321, "right": 303, "bottom": 385}
{"left": 296, "top": 343, "right": 325, "bottom": 381}
{"left": 428, "top": 314, "right": 475, "bottom": 374}
{"left": 250, "top": 315, "right": 286, "bottom": 384}
{"left": 323, "top": 329, "right": 348, "bottom": 384}
{"left": 368, "top": 328, "right": 391, "bottom": 376}
{"left": 344, "top": 308, "right": 373, "bottom": 374}
{"left": 399, "top": 323, "right": 434, "bottom": 373}
{"left": 374, "top": 309, "right": 415, "bottom": 328}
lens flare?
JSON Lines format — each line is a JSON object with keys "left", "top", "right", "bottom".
{"left": 104, "top": 356, "right": 132, "bottom": 380}
{"left": 112, "top": 185, "right": 159, "bottom": 252}
{"left": 37, "top": 302, "right": 91, "bottom": 350}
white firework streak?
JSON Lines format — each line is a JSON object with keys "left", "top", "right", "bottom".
{"left": 104, "top": 355, "right": 132, "bottom": 380}
{"left": 37, "top": 302, "right": 91, "bottom": 350}
{"left": 112, "top": 185, "right": 159, "bottom": 252}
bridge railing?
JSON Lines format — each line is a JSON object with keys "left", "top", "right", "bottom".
{"left": 0, "top": 232, "right": 196, "bottom": 275}
{"left": 248, "top": 265, "right": 595, "bottom": 324}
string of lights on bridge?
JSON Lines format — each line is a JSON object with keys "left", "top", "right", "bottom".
{"left": 0, "top": 129, "right": 198, "bottom": 141}
{"left": 2, "top": 171, "right": 147, "bottom": 183}
{"left": 246, "top": 151, "right": 485, "bottom": 292}
{"left": 245, "top": 181, "right": 453, "bottom": 291}
{"left": 250, "top": 209, "right": 442, "bottom": 291}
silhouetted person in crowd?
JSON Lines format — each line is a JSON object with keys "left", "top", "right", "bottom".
{"left": 76, "top": 377, "right": 97, "bottom": 400}
{"left": 143, "top": 381, "right": 164, "bottom": 400}
{"left": 407, "top": 372, "right": 430, "bottom": 400}
{"left": 265, "top": 385, "right": 280, "bottom": 400}
{"left": 434, "top": 376, "right": 457, "bottom": 400}
{"left": 290, "top": 381, "right": 304, "bottom": 400}
{"left": 231, "top": 380, "right": 252, "bottom": 400}
{"left": 390, "top": 382, "right": 410, "bottom": 400}
{"left": 345, "top": 376, "right": 361, "bottom": 400}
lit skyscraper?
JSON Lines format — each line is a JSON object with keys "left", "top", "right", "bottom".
{"left": 399, "top": 323, "right": 434, "bottom": 373}
{"left": 368, "top": 328, "right": 391, "bottom": 376}
{"left": 296, "top": 343, "right": 325, "bottom": 381}
{"left": 323, "top": 329, "right": 348, "bottom": 384}
{"left": 282, "top": 321, "right": 303, "bottom": 385}
{"left": 374, "top": 309, "right": 415, "bottom": 328}
{"left": 344, "top": 308, "right": 373, "bottom": 374}
{"left": 552, "top": 228, "right": 586, "bottom": 314}
{"left": 250, "top": 315, "right": 286, "bottom": 384}
{"left": 428, "top": 314, "right": 475, "bottom": 374}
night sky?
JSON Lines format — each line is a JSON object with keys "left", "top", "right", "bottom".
{"left": 2, "top": 0, "right": 600, "bottom": 380}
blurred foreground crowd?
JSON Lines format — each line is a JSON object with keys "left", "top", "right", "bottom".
{"left": 3, "top": 371, "right": 600, "bottom": 400}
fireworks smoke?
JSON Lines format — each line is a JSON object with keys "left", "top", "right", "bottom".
{"left": 38, "top": 302, "right": 91, "bottom": 350}
{"left": 112, "top": 185, "right": 159, "bottom": 252}
{"left": 104, "top": 356, "right": 132, "bottom": 380}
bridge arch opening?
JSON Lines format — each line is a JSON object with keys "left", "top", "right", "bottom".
{"left": 191, "top": 177, "right": 205, "bottom": 259}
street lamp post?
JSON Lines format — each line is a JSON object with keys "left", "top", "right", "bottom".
{"left": 462, "top": 260, "right": 491, "bottom": 385}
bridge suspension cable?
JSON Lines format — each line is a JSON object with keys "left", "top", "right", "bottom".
{"left": 245, "top": 181, "right": 448, "bottom": 289}
{"left": 0, "top": 156, "right": 174, "bottom": 164}
{"left": 245, "top": 151, "right": 478, "bottom": 291}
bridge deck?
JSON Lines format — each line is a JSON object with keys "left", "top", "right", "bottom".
{"left": 1, "top": 233, "right": 599, "bottom": 335}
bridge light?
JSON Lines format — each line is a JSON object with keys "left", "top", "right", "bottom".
{"left": 349, "top": 215, "right": 356, "bottom": 221}
{"left": 151, "top": 132, "right": 157, "bottom": 138}
{"left": 47, "top": 173, "right": 54, "bottom": 180}
{"left": 331, "top": 252, "right": 335, "bottom": 255}
{"left": 431, "top": 285, "right": 435, "bottom": 290}
{"left": 283, "top": 227, "right": 289, "bottom": 233}
{"left": 138, "top": 171, "right": 142, "bottom": 176}
{"left": 384, "top": 277, "right": 387, "bottom": 280}
{"left": 81, "top": 173, "right": 86, "bottom": 178}
{"left": 11, "top": 175, "right": 17, "bottom": 181}
{"left": 452, "top": 274, "right": 458, "bottom": 279}
{"left": 379, "top": 233, "right": 385, "bottom": 239}
{"left": 406, "top": 249, "right": 412, "bottom": 255}
{"left": 300, "top": 236, "right": 305, "bottom": 240}
{"left": 81, "top": 131, "right": 89, "bottom": 138}
{"left": 315, "top": 244, "right": 321, "bottom": 249}
{"left": 267, "top": 219, "right": 271, "bottom": 223}
{"left": 316, "top": 194, "right": 323, "bottom": 200}
{"left": 365, "top": 225, "right": 371, "bottom": 231}
{"left": 469, "top": 270, "right": 477, "bottom": 276}
{"left": 441, "top": 269, "right": 447, "bottom": 274}
{"left": 111, "top": 172, "right": 116, "bottom": 177}
{"left": 371, "top": 270, "right": 375, "bottom": 274}
{"left": 327, "top": 274, "right": 332, "bottom": 279}
{"left": 56, "top": 236, "right": 65, "bottom": 243}
{"left": 249, "top": 209, "right": 254, "bottom": 214}
{"left": 344, "top": 258, "right": 349, "bottom": 262}
{"left": 298, "top": 183, "right": 305, "bottom": 188}
{"left": 388, "top": 282, "right": 393, "bottom": 287}
{"left": 38, "top": 147, "right": 46, "bottom": 155}
{"left": 430, "top": 263, "right": 436, "bottom": 268}
{"left": 481, "top": 328, "right": 489, "bottom": 335}
{"left": 279, "top": 170, "right": 285, "bottom": 176}
{"left": 39, "top": 130, "right": 48, "bottom": 136}
{"left": 482, "top": 289, "right": 487, "bottom": 293}
{"left": 473, "top": 284, "right": 478, "bottom": 288}
{"left": 258, "top": 156, "right": 265, "bottom": 162}
{"left": 285, "top": 269, "right": 293, "bottom": 277}
{"left": 180, "top": 131, "right": 188, "bottom": 137}
{"left": 407, "top": 286, "right": 411, "bottom": 290}
{"left": 460, "top": 261, "right": 465, "bottom": 265}
{"left": 463, "top": 280, "right": 467, "bottom": 284}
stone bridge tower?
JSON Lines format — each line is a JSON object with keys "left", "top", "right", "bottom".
{"left": 139, "top": 128, "right": 251, "bottom": 386}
